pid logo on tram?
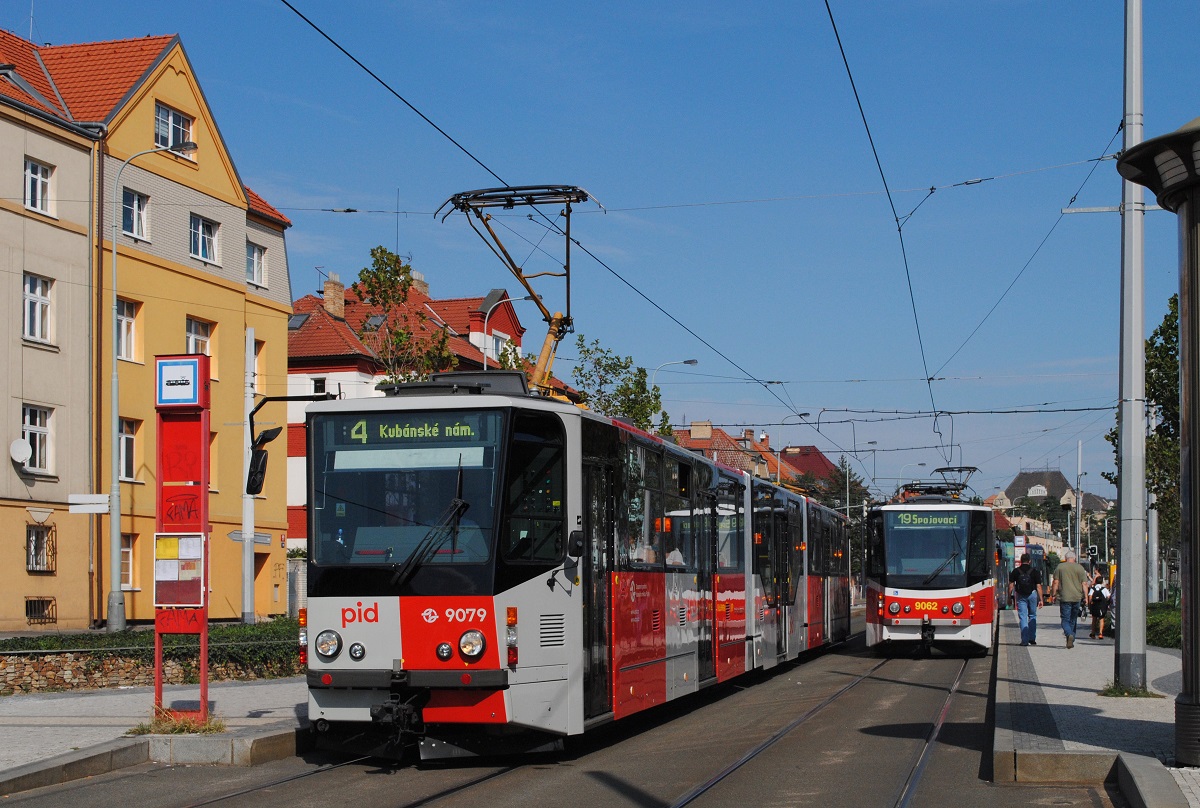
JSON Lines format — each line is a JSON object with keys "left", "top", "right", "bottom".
{"left": 340, "top": 601, "right": 380, "bottom": 627}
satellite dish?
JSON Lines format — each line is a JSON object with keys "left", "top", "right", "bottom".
{"left": 9, "top": 439, "right": 32, "bottom": 464}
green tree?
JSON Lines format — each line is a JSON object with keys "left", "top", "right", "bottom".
{"left": 350, "top": 247, "right": 456, "bottom": 383}
{"left": 570, "top": 334, "right": 669, "bottom": 434}
{"left": 1103, "top": 294, "right": 1179, "bottom": 557}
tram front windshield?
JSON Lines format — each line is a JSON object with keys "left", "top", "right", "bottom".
{"left": 883, "top": 510, "right": 971, "bottom": 589}
{"left": 310, "top": 410, "right": 502, "bottom": 568}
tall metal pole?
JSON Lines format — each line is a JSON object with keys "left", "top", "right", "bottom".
{"left": 1148, "top": 492, "right": 1159, "bottom": 601}
{"left": 242, "top": 327, "right": 256, "bottom": 624}
{"left": 1116, "top": 0, "right": 1148, "bottom": 690}
{"left": 1075, "top": 441, "right": 1084, "bottom": 560}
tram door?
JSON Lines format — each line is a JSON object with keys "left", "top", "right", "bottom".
{"left": 582, "top": 463, "right": 614, "bottom": 718}
{"left": 773, "top": 504, "right": 788, "bottom": 658}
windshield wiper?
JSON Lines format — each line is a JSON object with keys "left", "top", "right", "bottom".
{"left": 922, "top": 549, "right": 960, "bottom": 585}
{"left": 390, "top": 498, "right": 469, "bottom": 587}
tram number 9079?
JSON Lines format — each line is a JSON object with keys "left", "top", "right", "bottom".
{"left": 446, "top": 608, "right": 487, "bottom": 623}
{"left": 912, "top": 601, "right": 939, "bottom": 610}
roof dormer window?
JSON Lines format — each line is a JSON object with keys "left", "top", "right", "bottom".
{"left": 154, "top": 102, "right": 193, "bottom": 152}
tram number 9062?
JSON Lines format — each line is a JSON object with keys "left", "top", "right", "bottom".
{"left": 912, "top": 601, "right": 939, "bottom": 610}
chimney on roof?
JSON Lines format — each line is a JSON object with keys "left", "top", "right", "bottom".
{"left": 323, "top": 273, "right": 345, "bottom": 319}
{"left": 691, "top": 421, "right": 712, "bottom": 440}
{"left": 411, "top": 271, "right": 429, "bottom": 297}
{"left": 743, "top": 429, "right": 756, "bottom": 443}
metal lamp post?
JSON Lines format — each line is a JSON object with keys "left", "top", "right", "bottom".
{"left": 899, "top": 462, "right": 926, "bottom": 483}
{"left": 481, "top": 294, "right": 538, "bottom": 370}
{"left": 1117, "top": 115, "right": 1200, "bottom": 764}
{"left": 651, "top": 358, "right": 698, "bottom": 389}
{"left": 108, "top": 141, "right": 197, "bottom": 631}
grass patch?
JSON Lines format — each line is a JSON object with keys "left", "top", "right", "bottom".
{"left": 1099, "top": 681, "right": 1164, "bottom": 698}
{"left": 128, "top": 707, "right": 227, "bottom": 735}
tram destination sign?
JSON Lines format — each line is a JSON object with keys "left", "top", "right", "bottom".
{"left": 894, "top": 512, "right": 966, "bottom": 528}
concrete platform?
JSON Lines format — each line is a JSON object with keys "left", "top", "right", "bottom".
{"left": 993, "top": 607, "right": 1192, "bottom": 806}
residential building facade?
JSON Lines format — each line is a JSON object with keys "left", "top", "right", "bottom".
{"left": 0, "top": 31, "right": 292, "bottom": 628}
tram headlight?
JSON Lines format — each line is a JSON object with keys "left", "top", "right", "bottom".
{"left": 459, "top": 629, "right": 486, "bottom": 660}
{"left": 436, "top": 642, "right": 454, "bottom": 661}
{"left": 888, "top": 602, "right": 901, "bottom": 615}
{"left": 314, "top": 629, "right": 342, "bottom": 660}
{"left": 348, "top": 643, "right": 366, "bottom": 661}
{"left": 951, "top": 602, "right": 964, "bottom": 616}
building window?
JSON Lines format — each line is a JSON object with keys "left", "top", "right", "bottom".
{"left": 117, "top": 299, "right": 138, "bottom": 361}
{"left": 189, "top": 215, "right": 218, "bottom": 262}
{"left": 1028, "top": 484, "right": 1048, "bottom": 498}
{"left": 120, "top": 533, "right": 135, "bottom": 589}
{"left": 24, "top": 158, "right": 51, "bottom": 213}
{"left": 313, "top": 377, "right": 326, "bottom": 395}
{"left": 21, "top": 405, "right": 51, "bottom": 473}
{"left": 24, "top": 597, "right": 56, "bottom": 626}
{"left": 122, "top": 189, "right": 149, "bottom": 238}
{"left": 22, "top": 273, "right": 51, "bottom": 343}
{"left": 154, "top": 102, "right": 193, "bottom": 150}
{"left": 185, "top": 317, "right": 211, "bottom": 356}
{"left": 26, "top": 525, "right": 55, "bottom": 573}
{"left": 119, "top": 418, "right": 139, "bottom": 480}
{"left": 246, "top": 242, "right": 265, "bottom": 286}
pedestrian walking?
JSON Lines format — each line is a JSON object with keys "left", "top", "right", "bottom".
{"left": 1087, "top": 575, "right": 1112, "bottom": 640}
{"left": 1008, "top": 552, "right": 1043, "bottom": 646}
{"left": 1049, "top": 549, "right": 1089, "bottom": 648}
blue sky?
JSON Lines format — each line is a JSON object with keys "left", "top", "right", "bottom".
{"left": 12, "top": 1, "right": 1198, "bottom": 501}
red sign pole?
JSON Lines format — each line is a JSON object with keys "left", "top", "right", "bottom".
{"left": 153, "top": 356, "right": 211, "bottom": 721}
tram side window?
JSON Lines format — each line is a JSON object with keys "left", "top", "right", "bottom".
{"left": 867, "top": 514, "right": 885, "bottom": 577}
{"left": 621, "top": 444, "right": 662, "bottom": 569}
{"left": 788, "top": 503, "right": 803, "bottom": 600}
{"left": 808, "top": 511, "right": 825, "bottom": 575}
{"left": 502, "top": 413, "right": 565, "bottom": 563}
{"left": 663, "top": 493, "right": 693, "bottom": 568}
{"left": 967, "top": 512, "right": 990, "bottom": 578}
{"left": 716, "top": 481, "right": 744, "bottom": 570}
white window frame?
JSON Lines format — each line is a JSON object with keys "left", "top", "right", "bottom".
{"left": 119, "top": 418, "right": 138, "bottom": 481}
{"left": 21, "top": 404, "right": 51, "bottom": 473}
{"left": 185, "top": 317, "right": 211, "bottom": 356}
{"left": 24, "top": 158, "right": 51, "bottom": 213}
{"left": 122, "top": 188, "right": 149, "bottom": 239}
{"left": 120, "top": 533, "right": 135, "bottom": 589}
{"left": 26, "top": 525, "right": 53, "bottom": 573}
{"left": 246, "top": 242, "right": 266, "bottom": 286}
{"left": 23, "top": 273, "right": 51, "bottom": 343}
{"left": 154, "top": 102, "right": 193, "bottom": 151}
{"left": 189, "top": 214, "right": 218, "bottom": 262}
{"left": 117, "top": 298, "right": 137, "bottom": 361}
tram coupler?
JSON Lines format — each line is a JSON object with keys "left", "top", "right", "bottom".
{"left": 919, "top": 615, "right": 935, "bottom": 653}
{"left": 370, "top": 693, "right": 425, "bottom": 745}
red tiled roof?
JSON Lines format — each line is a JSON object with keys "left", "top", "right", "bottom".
{"left": 38, "top": 35, "right": 175, "bottom": 123}
{"left": 245, "top": 186, "right": 291, "bottom": 227}
{"left": 288, "top": 295, "right": 374, "bottom": 361}
{"left": 780, "top": 446, "right": 837, "bottom": 479}
{"left": 0, "top": 29, "right": 66, "bottom": 117}
{"left": 427, "top": 296, "right": 481, "bottom": 335}
{"left": 673, "top": 425, "right": 760, "bottom": 474}
{"left": 993, "top": 510, "right": 1013, "bottom": 531}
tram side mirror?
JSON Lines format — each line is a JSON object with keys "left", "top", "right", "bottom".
{"left": 567, "top": 530, "right": 585, "bottom": 558}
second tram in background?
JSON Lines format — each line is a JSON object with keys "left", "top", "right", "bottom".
{"left": 864, "top": 468, "right": 996, "bottom": 654}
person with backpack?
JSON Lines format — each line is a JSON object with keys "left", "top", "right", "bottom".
{"left": 1008, "top": 552, "right": 1044, "bottom": 647}
{"left": 1087, "top": 574, "right": 1111, "bottom": 639}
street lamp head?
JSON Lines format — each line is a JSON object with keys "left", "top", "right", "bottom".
{"left": 1117, "top": 117, "right": 1200, "bottom": 212}
{"left": 171, "top": 140, "right": 199, "bottom": 155}
{"left": 683, "top": 359, "right": 698, "bottom": 366}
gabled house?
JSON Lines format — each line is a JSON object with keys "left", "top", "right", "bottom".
{"left": 1, "top": 31, "right": 292, "bottom": 628}
{"left": 286, "top": 274, "right": 551, "bottom": 550}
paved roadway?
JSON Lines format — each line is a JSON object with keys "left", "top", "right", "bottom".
{"left": 0, "top": 618, "right": 1125, "bottom": 808}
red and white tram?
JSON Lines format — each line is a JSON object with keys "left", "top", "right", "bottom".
{"left": 864, "top": 471, "right": 996, "bottom": 654}
{"left": 301, "top": 372, "right": 851, "bottom": 759}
